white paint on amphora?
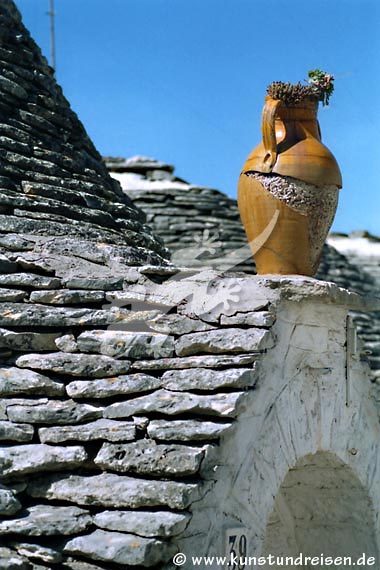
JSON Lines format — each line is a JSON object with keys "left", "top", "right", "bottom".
{"left": 177, "top": 298, "right": 380, "bottom": 568}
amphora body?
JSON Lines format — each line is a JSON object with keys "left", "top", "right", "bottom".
{"left": 237, "top": 96, "right": 342, "bottom": 275}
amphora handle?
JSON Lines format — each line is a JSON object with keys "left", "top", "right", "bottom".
{"left": 261, "top": 98, "right": 282, "bottom": 173}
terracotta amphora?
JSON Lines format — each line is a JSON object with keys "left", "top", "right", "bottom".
{"left": 237, "top": 95, "right": 342, "bottom": 276}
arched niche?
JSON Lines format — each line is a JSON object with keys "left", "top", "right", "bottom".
{"left": 262, "top": 451, "right": 378, "bottom": 569}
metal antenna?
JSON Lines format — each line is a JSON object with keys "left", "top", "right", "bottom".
{"left": 48, "top": 0, "right": 56, "bottom": 71}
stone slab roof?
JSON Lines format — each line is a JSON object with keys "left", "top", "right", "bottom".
{"left": 0, "top": 2, "right": 169, "bottom": 277}
{"left": 104, "top": 156, "right": 254, "bottom": 273}
{"left": 328, "top": 231, "right": 380, "bottom": 287}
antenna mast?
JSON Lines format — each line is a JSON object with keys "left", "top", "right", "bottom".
{"left": 48, "top": 0, "right": 56, "bottom": 71}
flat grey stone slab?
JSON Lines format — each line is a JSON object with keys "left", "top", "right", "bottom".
{"left": 0, "top": 421, "right": 34, "bottom": 442}
{"left": 28, "top": 472, "right": 203, "bottom": 509}
{"left": 0, "top": 273, "right": 61, "bottom": 289}
{"left": 104, "top": 389, "right": 245, "bottom": 419}
{"left": 99, "top": 309, "right": 163, "bottom": 331}
{"left": 0, "top": 289, "right": 27, "bottom": 302}
{"left": 39, "top": 419, "right": 136, "bottom": 443}
{"left": 7, "top": 400, "right": 101, "bottom": 424}
{"left": 178, "top": 274, "right": 271, "bottom": 321}
{"left": 0, "top": 398, "right": 48, "bottom": 422}
{"left": 0, "top": 486, "right": 21, "bottom": 515}
{"left": 95, "top": 440, "right": 205, "bottom": 476}
{"left": 147, "top": 313, "right": 217, "bottom": 335}
{"left": 106, "top": 156, "right": 174, "bottom": 171}
{"left": 15, "top": 353, "right": 131, "bottom": 377}
{"left": 14, "top": 253, "right": 59, "bottom": 275}
{"left": 0, "top": 443, "right": 87, "bottom": 477}
{"left": 55, "top": 334, "right": 78, "bottom": 353}
{"left": 175, "top": 328, "right": 275, "bottom": 356}
{"left": 0, "top": 75, "right": 28, "bottom": 99}
{"left": 147, "top": 419, "right": 233, "bottom": 441}
{"left": 66, "top": 373, "right": 161, "bottom": 399}
{"left": 64, "top": 559, "right": 108, "bottom": 570}
{"left": 11, "top": 542, "right": 62, "bottom": 564}
{"left": 131, "top": 353, "right": 259, "bottom": 371}
{"left": 0, "top": 235, "right": 34, "bottom": 251}
{"left": 29, "top": 289, "right": 105, "bottom": 305}
{"left": 0, "top": 304, "right": 134, "bottom": 327}
{"left": 0, "top": 330, "right": 60, "bottom": 352}
{"left": 76, "top": 330, "right": 174, "bottom": 359}
{"left": 64, "top": 529, "right": 176, "bottom": 566}
{"left": 0, "top": 505, "right": 92, "bottom": 535}
{"left": 0, "top": 367, "right": 64, "bottom": 396}
{"left": 94, "top": 509, "right": 190, "bottom": 537}
{"left": 161, "top": 367, "right": 258, "bottom": 390}
{"left": 0, "top": 217, "right": 150, "bottom": 257}
{"left": 220, "top": 311, "right": 275, "bottom": 327}
{"left": 63, "top": 277, "right": 124, "bottom": 290}
{"left": 0, "top": 547, "right": 29, "bottom": 570}
{"left": 105, "top": 283, "right": 186, "bottom": 309}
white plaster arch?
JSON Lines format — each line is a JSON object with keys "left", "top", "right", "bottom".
{"left": 178, "top": 297, "right": 380, "bottom": 567}
{"left": 263, "top": 451, "right": 378, "bottom": 567}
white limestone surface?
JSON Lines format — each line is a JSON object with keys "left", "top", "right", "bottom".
{"left": 176, "top": 294, "right": 380, "bottom": 567}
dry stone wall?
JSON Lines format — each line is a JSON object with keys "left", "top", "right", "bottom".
{"left": 0, "top": 267, "right": 279, "bottom": 569}
{"left": 1, "top": 271, "right": 379, "bottom": 568}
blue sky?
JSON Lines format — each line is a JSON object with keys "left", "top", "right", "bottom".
{"left": 15, "top": 0, "right": 380, "bottom": 234}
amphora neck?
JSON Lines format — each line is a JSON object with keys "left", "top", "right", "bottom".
{"left": 266, "top": 96, "right": 319, "bottom": 121}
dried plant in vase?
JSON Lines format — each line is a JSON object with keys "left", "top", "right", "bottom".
{"left": 267, "top": 69, "right": 335, "bottom": 107}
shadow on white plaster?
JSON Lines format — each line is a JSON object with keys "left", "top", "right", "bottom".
{"left": 262, "top": 451, "right": 378, "bottom": 569}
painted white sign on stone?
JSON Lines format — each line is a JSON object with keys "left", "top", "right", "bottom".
{"left": 225, "top": 527, "right": 249, "bottom": 570}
